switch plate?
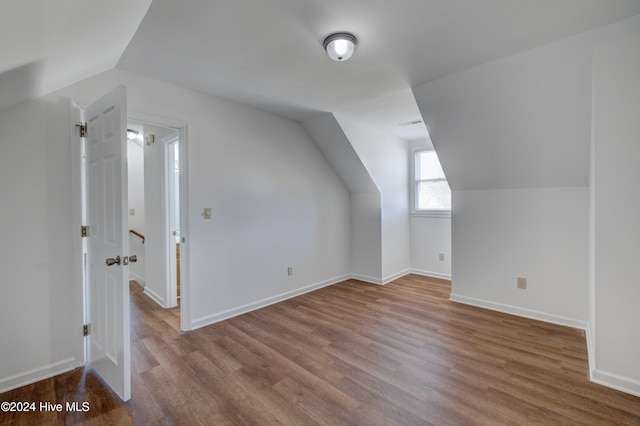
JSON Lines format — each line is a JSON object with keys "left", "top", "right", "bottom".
{"left": 129, "top": 208, "right": 135, "bottom": 216}
{"left": 439, "top": 253, "right": 445, "bottom": 261}
{"left": 203, "top": 208, "right": 212, "bottom": 219}
{"left": 287, "top": 267, "right": 293, "bottom": 276}
{"left": 517, "top": 277, "right": 527, "bottom": 289}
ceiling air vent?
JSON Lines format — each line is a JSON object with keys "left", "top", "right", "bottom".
{"left": 398, "top": 119, "right": 423, "bottom": 127}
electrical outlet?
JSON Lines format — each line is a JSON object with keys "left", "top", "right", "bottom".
{"left": 517, "top": 277, "right": 527, "bottom": 289}
{"left": 439, "top": 253, "right": 445, "bottom": 261}
{"left": 287, "top": 267, "right": 293, "bottom": 276}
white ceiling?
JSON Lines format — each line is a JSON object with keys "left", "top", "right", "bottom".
{"left": 2, "top": 0, "right": 640, "bottom": 140}
{"left": 0, "top": 0, "right": 152, "bottom": 111}
{"left": 116, "top": 0, "right": 640, "bottom": 140}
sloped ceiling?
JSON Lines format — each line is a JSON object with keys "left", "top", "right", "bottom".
{"left": 0, "top": 0, "right": 152, "bottom": 111}
{"left": 116, "top": 0, "right": 640, "bottom": 140}
{"left": 2, "top": 0, "right": 640, "bottom": 142}
{"left": 414, "top": 15, "right": 640, "bottom": 191}
{"left": 302, "top": 114, "right": 379, "bottom": 194}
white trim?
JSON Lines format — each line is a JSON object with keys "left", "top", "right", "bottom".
{"left": 191, "top": 275, "right": 350, "bottom": 330}
{"left": 449, "top": 293, "right": 589, "bottom": 330}
{"left": 349, "top": 270, "right": 415, "bottom": 285}
{"left": 448, "top": 294, "right": 640, "bottom": 397}
{"left": 128, "top": 110, "right": 187, "bottom": 130}
{"left": 163, "top": 134, "right": 180, "bottom": 309}
{"left": 0, "top": 357, "right": 81, "bottom": 394}
{"left": 70, "top": 100, "right": 87, "bottom": 367}
{"left": 411, "top": 210, "right": 452, "bottom": 218}
{"left": 177, "top": 125, "right": 190, "bottom": 329}
{"left": 129, "top": 274, "right": 146, "bottom": 287}
{"left": 382, "top": 269, "right": 412, "bottom": 284}
{"left": 143, "top": 287, "right": 166, "bottom": 308}
{"left": 410, "top": 268, "right": 452, "bottom": 281}
{"left": 350, "top": 273, "right": 384, "bottom": 285}
{"left": 584, "top": 324, "right": 595, "bottom": 377}
{"left": 591, "top": 369, "right": 640, "bottom": 398}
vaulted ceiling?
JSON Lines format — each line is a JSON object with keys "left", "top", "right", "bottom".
{"left": 2, "top": 0, "right": 640, "bottom": 141}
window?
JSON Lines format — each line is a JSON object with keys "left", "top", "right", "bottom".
{"left": 413, "top": 149, "right": 451, "bottom": 214}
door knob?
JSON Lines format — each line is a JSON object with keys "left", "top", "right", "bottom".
{"left": 129, "top": 255, "right": 137, "bottom": 263}
{"left": 105, "top": 256, "right": 121, "bottom": 266}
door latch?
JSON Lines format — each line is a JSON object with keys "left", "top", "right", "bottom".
{"left": 105, "top": 256, "right": 121, "bottom": 266}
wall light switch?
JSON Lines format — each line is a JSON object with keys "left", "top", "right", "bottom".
{"left": 203, "top": 208, "right": 212, "bottom": 219}
{"left": 439, "top": 253, "right": 445, "bottom": 261}
{"left": 129, "top": 208, "right": 135, "bottom": 216}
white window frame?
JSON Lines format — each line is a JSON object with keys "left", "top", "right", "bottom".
{"left": 410, "top": 146, "right": 451, "bottom": 217}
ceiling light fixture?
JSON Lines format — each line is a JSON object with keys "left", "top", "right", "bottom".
{"left": 127, "top": 129, "right": 139, "bottom": 140}
{"left": 323, "top": 32, "right": 357, "bottom": 62}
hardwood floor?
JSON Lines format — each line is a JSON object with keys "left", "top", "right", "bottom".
{"left": 2, "top": 275, "right": 639, "bottom": 425}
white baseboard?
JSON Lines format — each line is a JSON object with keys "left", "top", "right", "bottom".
{"left": 584, "top": 324, "right": 595, "bottom": 375}
{"left": 129, "top": 273, "right": 146, "bottom": 287}
{"left": 191, "top": 274, "right": 351, "bottom": 330}
{"left": 586, "top": 326, "right": 640, "bottom": 397}
{"left": 350, "top": 273, "right": 384, "bottom": 285}
{"left": 449, "top": 293, "right": 589, "bottom": 330}
{"left": 446, "top": 293, "right": 640, "bottom": 398}
{"left": 143, "top": 287, "right": 166, "bottom": 308}
{"left": 410, "top": 268, "right": 452, "bottom": 281}
{"left": 0, "top": 357, "right": 81, "bottom": 394}
{"left": 382, "top": 269, "right": 412, "bottom": 284}
{"left": 350, "top": 269, "right": 413, "bottom": 285}
{"left": 591, "top": 369, "right": 640, "bottom": 397}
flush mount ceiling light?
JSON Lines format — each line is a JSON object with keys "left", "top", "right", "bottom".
{"left": 323, "top": 32, "right": 357, "bottom": 62}
{"left": 127, "top": 129, "right": 139, "bottom": 140}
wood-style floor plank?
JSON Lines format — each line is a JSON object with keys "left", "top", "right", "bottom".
{"left": 2, "top": 275, "right": 639, "bottom": 425}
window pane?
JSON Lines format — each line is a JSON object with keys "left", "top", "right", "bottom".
{"left": 418, "top": 151, "right": 445, "bottom": 180}
{"left": 417, "top": 181, "right": 451, "bottom": 210}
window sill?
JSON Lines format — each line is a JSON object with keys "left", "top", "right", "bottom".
{"left": 411, "top": 210, "right": 451, "bottom": 218}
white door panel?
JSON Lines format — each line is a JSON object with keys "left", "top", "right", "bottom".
{"left": 84, "top": 86, "right": 130, "bottom": 401}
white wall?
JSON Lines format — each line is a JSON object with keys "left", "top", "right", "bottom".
{"left": 350, "top": 193, "right": 382, "bottom": 281}
{"left": 335, "top": 115, "right": 411, "bottom": 283}
{"left": 410, "top": 216, "right": 451, "bottom": 280}
{"left": 0, "top": 96, "right": 84, "bottom": 392}
{"left": 301, "top": 113, "right": 380, "bottom": 281}
{"left": 450, "top": 187, "right": 589, "bottom": 327}
{"left": 54, "top": 69, "right": 352, "bottom": 330}
{"left": 413, "top": 14, "right": 640, "bottom": 192}
{"left": 302, "top": 113, "right": 378, "bottom": 194}
{"left": 591, "top": 33, "right": 640, "bottom": 396}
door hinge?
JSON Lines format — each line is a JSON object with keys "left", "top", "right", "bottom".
{"left": 76, "top": 122, "right": 87, "bottom": 138}
{"left": 83, "top": 324, "right": 90, "bottom": 336}
{"left": 81, "top": 225, "right": 89, "bottom": 238}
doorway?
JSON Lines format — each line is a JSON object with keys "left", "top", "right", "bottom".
{"left": 127, "top": 114, "right": 188, "bottom": 329}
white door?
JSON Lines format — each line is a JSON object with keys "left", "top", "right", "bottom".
{"left": 85, "top": 86, "right": 131, "bottom": 401}
{"left": 167, "top": 138, "right": 180, "bottom": 306}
